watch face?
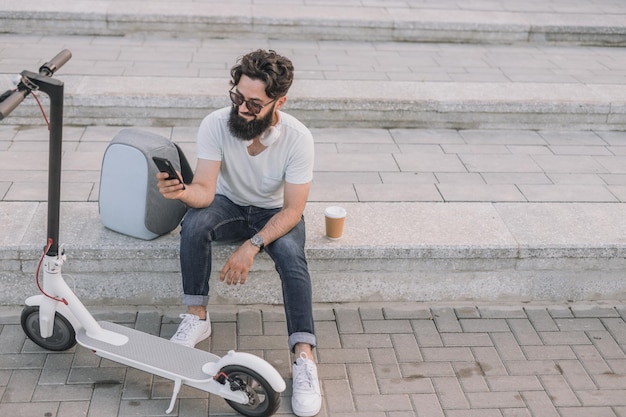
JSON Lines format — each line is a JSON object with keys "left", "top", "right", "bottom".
{"left": 251, "top": 234, "right": 263, "bottom": 247}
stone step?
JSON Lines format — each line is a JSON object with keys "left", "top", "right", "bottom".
{"left": 1, "top": 2, "right": 625, "bottom": 45}
{"left": 1, "top": 28, "right": 625, "bottom": 130}
{"left": 2, "top": 201, "right": 626, "bottom": 306}
{"left": 2, "top": 75, "right": 625, "bottom": 131}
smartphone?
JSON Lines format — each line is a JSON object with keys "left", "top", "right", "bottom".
{"left": 152, "top": 156, "right": 185, "bottom": 189}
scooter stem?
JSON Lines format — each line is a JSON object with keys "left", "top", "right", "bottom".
{"left": 17, "top": 70, "right": 65, "bottom": 256}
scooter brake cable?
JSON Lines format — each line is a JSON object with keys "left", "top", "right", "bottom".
{"left": 35, "top": 238, "right": 68, "bottom": 305}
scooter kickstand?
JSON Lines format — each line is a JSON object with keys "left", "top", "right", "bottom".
{"left": 165, "top": 378, "right": 182, "bottom": 414}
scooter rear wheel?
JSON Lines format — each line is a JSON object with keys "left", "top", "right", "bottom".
{"left": 21, "top": 305, "right": 77, "bottom": 351}
{"left": 220, "top": 365, "right": 281, "bottom": 417}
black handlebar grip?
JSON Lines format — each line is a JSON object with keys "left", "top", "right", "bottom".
{"left": 39, "top": 49, "right": 73, "bottom": 76}
{"left": 0, "top": 90, "right": 27, "bottom": 121}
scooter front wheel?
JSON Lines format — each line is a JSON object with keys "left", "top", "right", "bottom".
{"left": 21, "top": 305, "right": 77, "bottom": 351}
{"left": 220, "top": 365, "right": 281, "bottom": 417}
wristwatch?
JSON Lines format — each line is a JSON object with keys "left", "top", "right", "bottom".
{"left": 250, "top": 234, "right": 264, "bottom": 251}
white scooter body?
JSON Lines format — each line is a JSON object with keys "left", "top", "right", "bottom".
{"left": 26, "top": 253, "right": 286, "bottom": 414}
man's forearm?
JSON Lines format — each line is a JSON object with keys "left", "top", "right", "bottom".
{"left": 257, "top": 206, "right": 303, "bottom": 246}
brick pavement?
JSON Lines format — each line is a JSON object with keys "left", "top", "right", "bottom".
{"left": 2, "top": 302, "right": 626, "bottom": 416}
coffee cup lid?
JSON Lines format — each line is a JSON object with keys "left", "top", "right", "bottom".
{"left": 324, "top": 206, "right": 347, "bottom": 218}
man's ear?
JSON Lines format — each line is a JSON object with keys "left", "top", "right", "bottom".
{"left": 275, "top": 96, "right": 287, "bottom": 111}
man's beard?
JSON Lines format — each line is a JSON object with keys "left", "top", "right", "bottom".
{"left": 228, "top": 104, "right": 275, "bottom": 141}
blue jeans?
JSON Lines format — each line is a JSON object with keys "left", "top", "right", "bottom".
{"left": 179, "top": 194, "right": 316, "bottom": 351}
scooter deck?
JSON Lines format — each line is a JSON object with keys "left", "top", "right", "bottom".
{"left": 76, "top": 321, "right": 220, "bottom": 382}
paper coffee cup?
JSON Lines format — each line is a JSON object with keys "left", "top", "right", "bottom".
{"left": 324, "top": 206, "right": 347, "bottom": 240}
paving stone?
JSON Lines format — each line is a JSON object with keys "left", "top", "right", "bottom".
{"left": 39, "top": 353, "right": 73, "bottom": 385}
{"left": 485, "top": 376, "right": 543, "bottom": 392}
{"left": 502, "top": 409, "right": 533, "bottom": 417}
{"left": 237, "top": 309, "right": 263, "bottom": 336}
{"left": 391, "top": 333, "right": 422, "bottom": 363}
{"left": 539, "top": 331, "right": 592, "bottom": 346}
{"left": 437, "top": 183, "right": 526, "bottom": 202}
{"left": 178, "top": 398, "right": 209, "bottom": 417}
{"left": 459, "top": 319, "right": 511, "bottom": 333}
{"left": 602, "top": 318, "right": 626, "bottom": 345}
{"left": 548, "top": 307, "right": 575, "bottom": 319}
{"left": 378, "top": 376, "right": 433, "bottom": 395}
{"left": 402, "top": 362, "right": 456, "bottom": 379}
{"left": 371, "top": 360, "right": 402, "bottom": 382}
{"left": 383, "top": 305, "right": 432, "bottom": 320}
{"left": 363, "top": 319, "right": 412, "bottom": 334}
{"left": 413, "top": 320, "right": 444, "bottom": 347}
{"left": 346, "top": 363, "right": 379, "bottom": 395}
{"left": 121, "top": 368, "right": 152, "bottom": 400}
{"left": 352, "top": 394, "right": 414, "bottom": 412}
{"left": 555, "top": 318, "right": 606, "bottom": 332}
{"left": 473, "top": 346, "right": 508, "bottom": 376}
{"left": 133, "top": 311, "right": 161, "bottom": 336}
{"left": 522, "top": 345, "right": 577, "bottom": 361}
{"left": 432, "top": 308, "right": 462, "bottom": 333}
{"left": 208, "top": 322, "right": 236, "bottom": 352}
{"left": 410, "top": 393, "right": 445, "bottom": 417}
{"left": 440, "top": 333, "right": 493, "bottom": 347}
{"left": 525, "top": 307, "right": 560, "bottom": 332}
{"left": 521, "top": 391, "right": 560, "bottom": 417}
{"left": 421, "top": 347, "right": 475, "bottom": 363}
{"left": 540, "top": 374, "right": 581, "bottom": 407}
{"left": 318, "top": 348, "right": 371, "bottom": 364}
{"left": 446, "top": 410, "right": 504, "bottom": 417}
{"left": 432, "top": 376, "right": 470, "bottom": 410}
{"left": 3, "top": 369, "right": 38, "bottom": 402}
{"left": 453, "top": 361, "right": 490, "bottom": 393}
{"left": 0, "top": 403, "right": 61, "bottom": 417}
{"left": 558, "top": 407, "right": 618, "bottom": 417}
{"left": 335, "top": 308, "right": 364, "bottom": 334}
{"left": 323, "top": 379, "right": 355, "bottom": 413}
{"left": 587, "top": 330, "right": 626, "bottom": 359}
{"left": 67, "top": 367, "right": 125, "bottom": 385}
{"left": 32, "top": 384, "right": 94, "bottom": 402}
{"left": 555, "top": 360, "right": 597, "bottom": 390}
{"left": 341, "top": 334, "right": 392, "bottom": 349}
{"left": 315, "top": 320, "right": 341, "bottom": 349}
{"left": 491, "top": 332, "right": 527, "bottom": 361}
{"left": 466, "top": 391, "right": 526, "bottom": 409}
{"left": 577, "top": 390, "right": 626, "bottom": 407}
{"left": 455, "top": 306, "right": 481, "bottom": 319}
{"left": 506, "top": 360, "right": 563, "bottom": 376}
{"left": 477, "top": 306, "right": 527, "bottom": 319}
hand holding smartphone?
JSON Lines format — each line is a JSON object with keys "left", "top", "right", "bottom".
{"left": 153, "top": 156, "right": 186, "bottom": 190}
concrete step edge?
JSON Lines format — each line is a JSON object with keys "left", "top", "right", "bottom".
{"left": 1, "top": 8, "right": 626, "bottom": 45}
{"left": 2, "top": 76, "right": 626, "bottom": 129}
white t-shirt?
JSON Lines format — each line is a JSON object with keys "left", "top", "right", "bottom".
{"left": 196, "top": 107, "right": 314, "bottom": 209}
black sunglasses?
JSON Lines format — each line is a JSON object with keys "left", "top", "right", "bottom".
{"left": 229, "top": 87, "right": 277, "bottom": 115}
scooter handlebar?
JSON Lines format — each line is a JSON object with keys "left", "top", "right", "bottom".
{"left": 0, "top": 49, "right": 72, "bottom": 120}
{"left": 39, "top": 49, "right": 72, "bottom": 76}
{"left": 0, "top": 89, "right": 27, "bottom": 121}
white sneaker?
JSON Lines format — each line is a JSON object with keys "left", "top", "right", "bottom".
{"left": 291, "top": 352, "right": 322, "bottom": 417}
{"left": 170, "top": 313, "right": 211, "bottom": 348}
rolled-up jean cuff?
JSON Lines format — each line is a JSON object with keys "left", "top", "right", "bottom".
{"left": 288, "top": 332, "right": 317, "bottom": 353}
{"left": 182, "top": 294, "right": 209, "bottom": 307}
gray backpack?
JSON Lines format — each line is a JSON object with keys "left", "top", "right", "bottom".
{"left": 99, "top": 128, "right": 192, "bottom": 240}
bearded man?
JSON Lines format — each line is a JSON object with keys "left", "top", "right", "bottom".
{"left": 156, "top": 49, "right": 320, "bottom": 417}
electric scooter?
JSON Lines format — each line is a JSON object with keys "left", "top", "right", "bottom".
{"left": 0, "top": 51, "right": 286, "bottom": 416}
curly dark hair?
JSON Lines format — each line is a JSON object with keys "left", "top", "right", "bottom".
{"left": 230, "top": 49, "right": 294, "bottom": 99}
